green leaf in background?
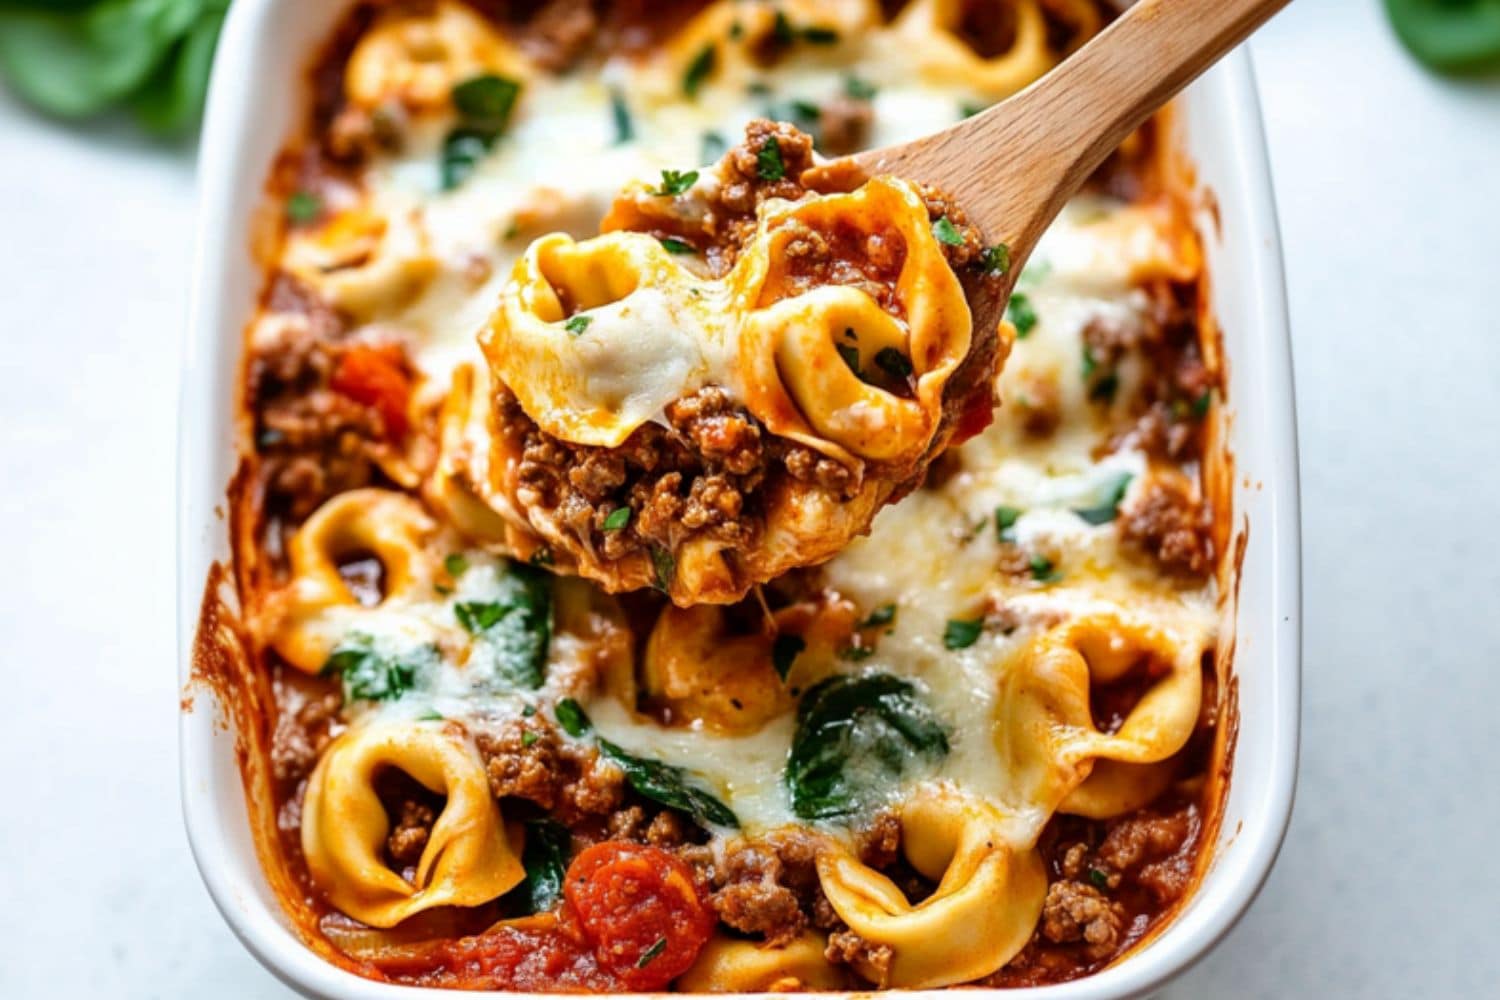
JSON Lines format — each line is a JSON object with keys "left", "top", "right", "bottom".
{"left": 1385, "top": 0, "right": 1500, "bottom": 73}
{"left": 0, "top": 0, "right": 227, "bottom": 133}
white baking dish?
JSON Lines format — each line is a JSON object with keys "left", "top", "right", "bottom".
{"left": 177, "top": 1, "right": 1301, "bottom": 996}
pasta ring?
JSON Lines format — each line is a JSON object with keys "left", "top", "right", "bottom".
{"left": 891, "top": 0, "right": 1059, "bottom": 99}
{"left": 259, "top": 489, "right": 441, "bottom": 674}
{"left": 817, "top": 786, "right": 1046, "bottom": 987}
{"left": 301, "top": 719, "right": 524, "bottom": 928}
{"left": 995, "top": 613, "right": 1205, "bottom": 820}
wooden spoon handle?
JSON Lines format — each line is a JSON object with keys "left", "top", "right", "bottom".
{"left": 854, "top": 0, "right": 1290, "bottom": 265}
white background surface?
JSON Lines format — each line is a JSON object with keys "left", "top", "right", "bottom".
{"left": 0, "top": 1, "right": 1496, "bottom": 996}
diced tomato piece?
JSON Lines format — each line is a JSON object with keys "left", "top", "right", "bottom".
{"left": 331, "top": 342, "right": 412, "bottom": 440}
{"left": 564, "top": 841, "right": 714, "bottom": 990}
{"left": 370, "top": 914, "right": 622, "bottom": 992}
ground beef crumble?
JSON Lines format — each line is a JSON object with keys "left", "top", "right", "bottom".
{"left": 1039, "top": 880, "right": 1125, "bottom": 958}
{"left": 1119, "top": 476, "right": 1213, "bottom": 577}
{"left": 473, "top": 717, "right": 628, "bottom": 824}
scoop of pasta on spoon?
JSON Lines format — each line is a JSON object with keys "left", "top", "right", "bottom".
{"left": 457, "top": 0, "right": 1287, "bottom": 606}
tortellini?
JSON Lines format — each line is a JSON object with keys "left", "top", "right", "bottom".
{"left": 301, "top": 720, "right": 524, "bottom": 928}
{"left": 257, "top": 489, "right": 442, "bottom": 674}
{"left": 994, "top": 613, "right": 1205, "bottom": 820}
{"left": 282, "top": 199, "right": 437, "bottom": 321}
{"left": 677, "top": 932, "right": 847, "bottom": 992}
{"left": 345, "top": 0, "right": 529, "bottom": 114}
{"left": 816, "top": 786, "right": 1046, "bottom": 987}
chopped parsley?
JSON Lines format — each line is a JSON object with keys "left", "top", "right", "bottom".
{"left": 444, "top": 553, "right": 469, "bottom": 577}
{"left": 415, "top": 709, "right": 445, "bottom": 721}
{"left": 1089, "top": 371, "right": 1120, "bottom": 403}
{"left": 995, "top": 505, "right": 1022, "bottom": 542}
{"left": 602, "top": 506, "right": 631, "bottom": 531}
{"left": 564, "top": 314, "right": 593, "bottom": 336}
{"left": 1088, "top": 867, "right": 1111, "bottom": 890}
{"left": 599, "top": 739, "right": 739, "bottom": 828}
{"left": 521, "top": 730, "right": 539, "bottom": 748}
{"left": 609, "top": 87, "right": 634, "bottom": 145}
{"left": 802, "top": 26, "right": 839, "bottom": 44}
{"left": 844, "top": 74, "right": 877, "bottom": 100}
{"left": 859, "top": 603, "right": 897, "bottom": 629}
{"left": 932, "top": 216, "right": 965, "bottom": 246}
{"left": 1082, "top": 345, "right": 1099, "bottom": 379}
{"left": 960, "top": 100, "right": 989, "bottom": 119}
{"left": 683, "top": 43, "right": 716, "bottom": 98}
{"left": 980, "top": 242, "right": 1011, "bottom": 275}
{"left": 453, "top": 564, "right": 552, "bottom": 690}
{"left": 772, "top": 634, "right": 805, "bottom": 680}
{"left": 658, "top": 236, "right": 697, "bottom": 255}
{"left": 1006, "top": 293, "right": 1038, "bottom": 337}
{"left": 874, "top": 347, "right": 913, "bottom": 381}
{"left": 1192, "top": 388, "right": 1212, "bottom": 420}
{"left": 322, "top": 635, "right": 436, "bottom": 703}
{"left": 554, "top": 697, "right": 591, "bottom": 737}
{"left": 654, "top": 168, "right": 699, "bottom": 196}
{"left": 756, "top": 137, "right": 786, "bottom": 181}
{"left": 1029, "top": 554, "right": 1061, "bottom": 583}
{"left": 285, "top": 190, "right": 321, "bottom": 225}
{"left": 943, "top": 618, "right": 984, "bottom": 650}
{"left": 636, "top": 937, "right": 668, "bottom": 969}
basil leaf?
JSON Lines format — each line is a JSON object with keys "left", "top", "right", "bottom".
{"left": 874, "top": 347, "right": 913, "bottom": 380}
{"left": 1072, "top": 473, "right": 1133, "bottom": 526}
{"left": 440, "top": 127, "right": 495, "bottom": 191}
{"left": 0, "top": 0, "right": 206, "bottom": 119}
{"left": 785, "top": 673, "right": 948, "bottom": 820}
{"left": 129, "top": 4, "right": 223, "bottom": 134}
{"left": 683, "top": 43, "right": 716, "bottom": 97}
{"left": 321, "top": 634, "right": 435, "bottom": 703}
{"left": 599, "top": 739, "right": 740, "bottom": 829}
{"left": 454, "top": 563, "right": 552, "bottom": 690}
{"left": 658, "top": 236, "right": 696, "bottom": 255}
{"left": 859, "top": 603, "right": 896, "bottom": 629}
{"left": 508, "top": 818, "right": 571, "bottom": 914}
{"left": 1384, "top": 0, "right": 1500, "bottom": 73}
{"left": 654, "top": 168, "right": 699, "bottom": 196}
{"left": 451, "top": 73, "right": 521, "bottom": 129}
{"left": 943, "top": 618, "right": 983, "bottom": 650}
{"left": 554, "top": 697, "right": 591, "bottom": 737}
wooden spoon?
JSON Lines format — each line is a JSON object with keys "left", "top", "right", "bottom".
{"left": 820, "top": 0, "right": 1291, "bottom": 337}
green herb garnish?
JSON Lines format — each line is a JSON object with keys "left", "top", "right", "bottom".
{"left": 683, "top": 43, "right": 716, "bottom": 98}
{"left": 521, "top": 729, "right": 539, "bottom": 748}
{"left": 600, "top": 739, "right": 740, "bottom": 828}
{"left": 322, "top": 635, "right": 436, "bottom": 703}
{"left": 1006, "top": 292, "right": 1038, "bottom": 337}
{"left": 508, "top": 818, "right": 571, "bottom": 914}
{"left": 995, "top": 505, "right": 1022, "bottom": 542}
{"left": 943, "top": 618, "right": 984, "bottom": 650}
{"left": 1088, "top": 867, "right": 1110, "bottom": 890}
{"left": 844, "top": 74, "right": 877, "bottom": 100}
{"left": 1029, "top": 554, "right": 1061, "bottom": 583}
{"left": 859, "top": 603, "right": 897, "bottom": 629}
{"left": 554, "top": 697, "right": 591, "bottom": 737}
{"left": 654, "top": 168, "right": 699, "bottom": 196}
{"left": 1072, "top": 473, "right": 1133, "bottom": 526}
{"left": 452, "top": 73, "right": 521, "bottom": 126}
{"left": 980, "top": 242, "right": 1011, "bottom": 275}
{"left": 637, "top": 937, "right": 668, "bottom": 969}
{"left": 609, "top": 87, "right": 634, "bottom": 145}
{"left": 658, "top": 236, "right": 697, "bottom": 255}
{"left": 602, "top": 506, "right": 631, "bottom": 531}
{"left": 785, "top": 673, "right": 949, "bottom": 820}
{"left": 564, "top": 314, "right": 592, "bottom": 336}
{"left": 453, "top": 563, "right": 552, "bottom": 690}
{"left": 932, "top": 216, "right": 965, "bottom": 246}
{"left": 444, "top": 553, "right": 469, "bottom": 577}
{"left": 286, "top": 191, "right": 321, "bottom": 225}
{"left": 651, "top": 546, "right": 676, "bottom": 592}
{"left": 756, "top": 137, "right": 786, "bottom": 181}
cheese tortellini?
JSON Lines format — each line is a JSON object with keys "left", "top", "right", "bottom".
{"left": 301, "top": 720, "right": 524, "bottom": 928}
{"left": 816, "top": 786, "right": 1047, "bottom": 987}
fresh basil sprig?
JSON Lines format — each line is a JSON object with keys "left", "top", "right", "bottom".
{"left": 0, "top": 0, "right": 228, "bottom": 134}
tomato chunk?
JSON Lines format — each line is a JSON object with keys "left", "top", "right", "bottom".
{"left": 331, "top": 343, "right": 412, "bottom": 439}
{"left": 564, "top": 841, "right": 714, "bottom": 990}
{"left": 371, "top": 914, "right": 622, "bottom": 992}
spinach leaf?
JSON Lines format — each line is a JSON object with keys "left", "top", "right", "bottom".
{"left": 1072, "top": 472, "right": 1134, "bottom": 526}
{"left": 554, "top": 697, "right": 591, "bottom": 738}
{"left": 785, "top": 673, "right": 949, "bottom": 820}
{"left": 454, "top": 563, "right": 552, "bottom": 690}
{"left": 440, "top": 73, "right": 522, "bottom": 190}
{"left": 599, "top": 739, "right": 739, "bottom": 829}
{"left": 508, "top": 818, "right": 571, "bottom": 914}
{"left": 0, "top": 0, "right": 225, "bottom": 131}
{"left": 321, "top": 635, "right": 435, "bottom": 704}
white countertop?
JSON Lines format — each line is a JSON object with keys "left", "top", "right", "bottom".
{"left": 1, "top": 0, "right": 1497, "bottom": 995}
